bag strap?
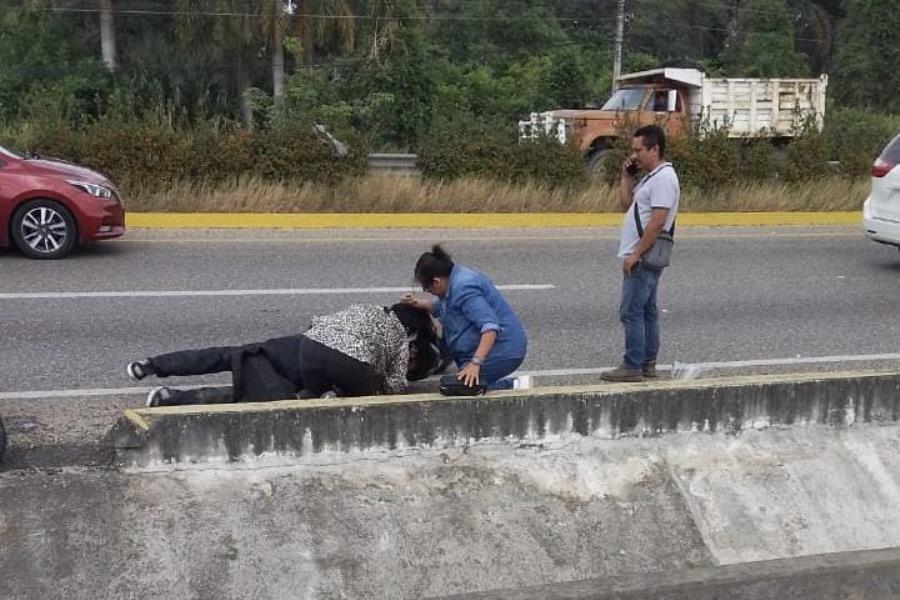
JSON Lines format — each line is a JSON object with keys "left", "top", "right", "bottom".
{"left": 632, "top": 164, "right": 676, "bottom": 238}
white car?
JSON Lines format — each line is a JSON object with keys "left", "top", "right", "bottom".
{"left": 863, "top": 133, "right": 900, "bottom": 247}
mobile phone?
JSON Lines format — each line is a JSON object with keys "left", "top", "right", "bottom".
{"left": 626, "top": 160, "right": 639, "bottom": 176}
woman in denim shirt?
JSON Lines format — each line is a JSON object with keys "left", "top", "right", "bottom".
{"left": 402, "top": 245, "right": 528, "bottom": 390}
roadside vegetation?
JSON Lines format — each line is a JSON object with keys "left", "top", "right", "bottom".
{"left": 1, "top": 0, "right": 898, "bottom": 212}
{"left": 127, "top": 173, "right": 869, "bottom": 213}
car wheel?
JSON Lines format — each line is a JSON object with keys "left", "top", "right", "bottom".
{"left": 11, "top": 199, "right": 78, "bottom": 259}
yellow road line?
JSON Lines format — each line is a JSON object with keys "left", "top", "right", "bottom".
{"left": 126, "top": 212, "right": 862, "bottom": 229}
{"left": 114, "top": 231, "right": 858, "bottom": 245}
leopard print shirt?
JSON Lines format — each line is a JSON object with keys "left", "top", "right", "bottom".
{"left": 304, "top": 304, "right": 409, "bottom": 394}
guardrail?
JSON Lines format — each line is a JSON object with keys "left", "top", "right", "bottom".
{"left": 365, "top": 154, "right": 841, "bottom": 176}
{"left": 367, "top": 153, "right": 419, "bottom": 175}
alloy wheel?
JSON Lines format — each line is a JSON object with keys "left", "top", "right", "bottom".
{"left": 20, "top": 206, "right": 69, "bottom": 254}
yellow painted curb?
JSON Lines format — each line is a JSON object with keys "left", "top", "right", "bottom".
{"left": 126, "top": 211, "right": 862, "bottom": 229}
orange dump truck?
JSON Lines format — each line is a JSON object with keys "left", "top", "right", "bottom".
{"left": 518, "top": 67, "right": 828, "bottom": 174}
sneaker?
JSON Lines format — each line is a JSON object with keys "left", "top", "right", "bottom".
{"left": 643, "top": 362, "right": 658, "bottom": 378}
{"left": 145, "top": 386, "right": 172, "bottom": 408}
{"left": 600, "top": 366, "right": 644, "bottom": 383}
{"left": 513, "top": 375, "right": 533, "bottom": 390}
{"left": 127, "top": 359, "right": 155, "bottom": 381}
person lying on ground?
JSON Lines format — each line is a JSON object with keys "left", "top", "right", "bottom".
{"left": 127, "top": 303, "right": 440, "bottom": 407}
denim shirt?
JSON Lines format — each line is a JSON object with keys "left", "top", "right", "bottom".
{"left": 431, "top": 264, "right": 527, "bottom": 366}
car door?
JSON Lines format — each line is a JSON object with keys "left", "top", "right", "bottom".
{"left": 642, "top": 88, "right": 687, "bottom": 135}
{"left": 868, "top": 135, "right": 900, "bottom": 223}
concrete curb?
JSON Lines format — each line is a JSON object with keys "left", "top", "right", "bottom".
{"left": 437, "top": 546, "right": 900, "bottom": 600}
{"left": 125, "top": 211, "right": 862, "bottom": 229}
{"left": 107, "top": 370, "right": 900, "bottom": 469}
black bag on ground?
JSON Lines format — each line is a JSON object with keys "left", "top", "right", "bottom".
{"left": 438, "top": 374, "right": 486, "bottom": 396}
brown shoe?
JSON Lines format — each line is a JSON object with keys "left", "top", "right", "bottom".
{"left": 600, "top": 366, "right": 644, "bottom": 382}
{"left": 643, "top": 362, "right": 657, "bottom": 378}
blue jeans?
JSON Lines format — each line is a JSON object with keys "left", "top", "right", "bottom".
{"left": 619, "top": 264, "right": 662, "bottom": 370}
{"left": 457, "top": 354, "right": 525, "bottom": 390}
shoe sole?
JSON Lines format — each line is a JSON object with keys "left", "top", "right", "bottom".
{"left": 127, "top": 363, "right": 145, "bottom": 381}
{"left": 146, "top": 386, "right": 166, "bottom": 407}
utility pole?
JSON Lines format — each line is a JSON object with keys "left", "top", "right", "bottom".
{"left": 612, "top": 0, "right": 625, "bottom": 93}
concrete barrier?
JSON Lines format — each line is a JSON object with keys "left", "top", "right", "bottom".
{"left": 107, "top": 370, "right": 900, "bottom": 469}
{"left": 4, "top": 371, "right": 900, "bottom": 599}
{"left": 438, "top": 546, "right": 900, "bottom": 600}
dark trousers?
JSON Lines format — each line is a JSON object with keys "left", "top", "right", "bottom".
{"left": 296, "top": 336, "right": 382, "bottom": 398}
{"left": 149, "top": 335, "right": 381, "bottom": 406}
{"left": 150, "top": 335, "right": 304, "bottom": 406}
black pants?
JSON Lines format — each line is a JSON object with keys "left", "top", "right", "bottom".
{"left": 149, "top": 335, "right": 381, "bottom": 406}
{"left": 150, "top": 335, "right": 304, "bottom": 406}
{"left": 296, "top": 335, "right": 382, "bottom": 398}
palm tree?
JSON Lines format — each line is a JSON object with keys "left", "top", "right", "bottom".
{"left": 99, "top": 0, "right": 116, "bottom": 72}
{"left": 175, "top": 0, "right": 258, "bottom": 126}
{"left": 291, "top": 0, "right": 356, "bottom": 66}
{"left": 261, "top": 0, "right": 289, "bottom": 104}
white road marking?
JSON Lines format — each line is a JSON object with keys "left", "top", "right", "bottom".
{"left": 521, "top": 352, "right": 900, "bottom": 376}
{"left": 0, "top": 284, "right": 555, "bottom": 301}
{"left": 3, "top": 351, "right": 900, "bottom": 401}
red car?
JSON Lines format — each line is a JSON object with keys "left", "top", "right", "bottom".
{"left": 0, "top": 145, "right": 125, "bottom": 259}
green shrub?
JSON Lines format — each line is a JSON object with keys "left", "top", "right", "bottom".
{"left": 824, "top": 106, "right": 900, "bottom": 177}
{"left": 738, "top": 138, "right": 778, "bottom": 182}
{"left": 600, "top": 121, "right": 743, "bottom": 190}
{"left": 7, "top": 119, "right": 367, "bottom": 192}
{"left": 781, "top": 116, "right": 829, "bottom": 182}
{"left": 419, "top": 120, "right": 588, "bottom": 189}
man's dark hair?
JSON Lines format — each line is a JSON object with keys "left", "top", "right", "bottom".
{"left": 634, "top": 125, "right": 666, "bottom": 159}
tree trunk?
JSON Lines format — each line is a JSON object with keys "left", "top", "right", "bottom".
{"left": 272, "top": 24, "right": 285, "bottom": 106}
{"left": 299, "top": 0, "right": 315, "bottom": 65}
{"left": 100, "top": 0, "right": 117, "bottom": 72}
{"left": 236, "top": 50, "right": 253, "bottom": 129}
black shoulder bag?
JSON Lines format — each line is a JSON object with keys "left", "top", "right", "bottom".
{"left": 633, "top": 167, "right": 676, "bottom": 271}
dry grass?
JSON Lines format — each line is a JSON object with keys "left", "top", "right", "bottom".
{"left": 124, "top": 175, "right": 870, "bottom": 213}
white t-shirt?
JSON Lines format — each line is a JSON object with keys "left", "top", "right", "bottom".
{"left": 617, "top": 162, "right": 680, "bottom": 258}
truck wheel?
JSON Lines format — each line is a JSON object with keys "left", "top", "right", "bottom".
{"left": 11, "top": 199, "right": 78, "bottom": 260}
{"left": 586, "top": 149, "right": 608, "bottom": 178}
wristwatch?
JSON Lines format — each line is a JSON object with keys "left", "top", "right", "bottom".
{"left": 471, "top": 356, "right": 484, "bottom": 366}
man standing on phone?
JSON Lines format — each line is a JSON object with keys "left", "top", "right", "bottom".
{"left": 601, "top": 124, "right": 680, "bottom": 382}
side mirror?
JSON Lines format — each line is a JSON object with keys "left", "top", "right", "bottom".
{"left": 667, "top": 90, "right": 678, "bottom": 112}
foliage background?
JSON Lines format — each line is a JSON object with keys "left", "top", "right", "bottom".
{"left": 0, "top": 0, "right": 897, "bottom": 196}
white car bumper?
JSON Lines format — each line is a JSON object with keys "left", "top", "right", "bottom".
{"left": 863, "top": 198, "right": 900, "bottom": 247}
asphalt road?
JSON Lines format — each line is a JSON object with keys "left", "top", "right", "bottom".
{"left": 3, "top": 224, "right": 900, "bottom": 464}
{"left": 4, "top": 224, "right": 900, "bottom": 392}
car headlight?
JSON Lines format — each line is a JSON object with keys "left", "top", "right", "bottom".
{"left": 67, "top": 180, "right": 115, "bottom": 200}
